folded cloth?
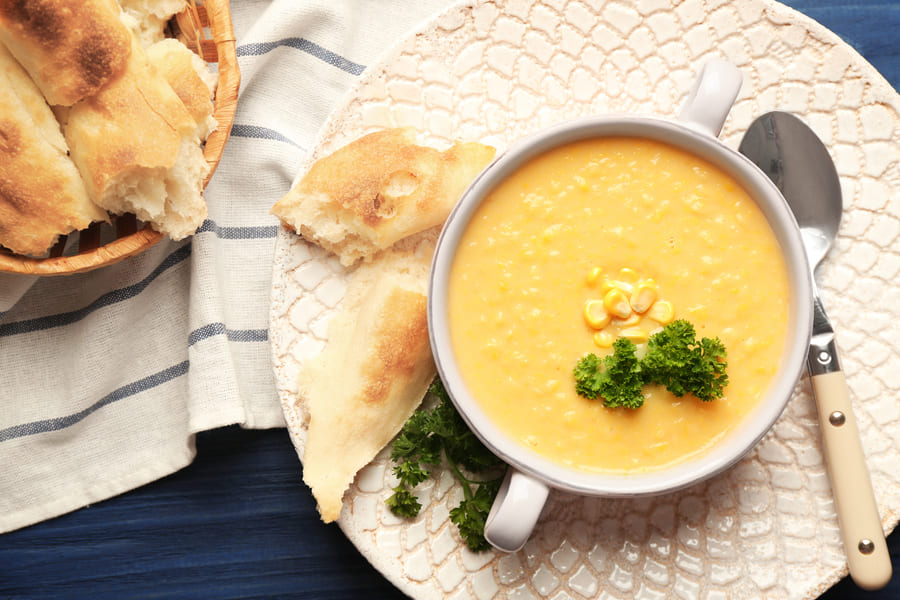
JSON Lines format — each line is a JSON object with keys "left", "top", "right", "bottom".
{"left": 0, "top": 0, "right": 454, "bottom": 534}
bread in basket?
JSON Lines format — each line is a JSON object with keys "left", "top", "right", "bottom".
{"left": 0, "top": 0, "right": 239, "bottom": 276}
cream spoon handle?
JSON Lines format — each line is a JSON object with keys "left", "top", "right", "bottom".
{"left": 811, "top": 370, "right": 892, "bottom": 590}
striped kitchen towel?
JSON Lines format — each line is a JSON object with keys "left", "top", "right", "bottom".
{"left": 0, "top": 0, "right": 454, "bottom": 533}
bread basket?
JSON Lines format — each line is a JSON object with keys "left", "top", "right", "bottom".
{"left": 0, "top": 0, "right": 240, "bottom": 276}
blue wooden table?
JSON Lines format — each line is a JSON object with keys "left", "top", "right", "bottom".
{"left": 2, "top": 2, "right": 899, "bottom": 598}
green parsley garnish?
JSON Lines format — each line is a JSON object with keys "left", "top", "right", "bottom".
{"left": 573, "top": 338, "right": 645, "bottom": 408}
{"left": 574, "top": 319, "right": 728, "bottom": 408}
{"left": 387, "top": 378, "right": 506, "bottom": 552}
{"left": 641, "top": 319, "right": 729, "bottom": 402}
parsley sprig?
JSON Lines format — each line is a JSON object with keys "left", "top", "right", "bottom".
{"left": 574, "top": 319, "right": 728, "bottom": 408}
{"left": 387, "top": 379, "right": 506, "bottom": 552}
{"left": 641, "top": 319, "right": 729, "bottom": 402}
{"left": 573, "top": 338, "right": 645, "bottom": 408}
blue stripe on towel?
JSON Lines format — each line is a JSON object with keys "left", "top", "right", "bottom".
{"left": 0, "top": 245, "right": 192, "bottom": 338}
{"left": 230, "top": 124, "right": 304, "bottom": 149}
{"left": 0, "top": 361, "right": 190, "bottom": 443}
{"left": 188, "top": 323, "right": 268, "bottom": 346}
{"left": 195, "top": 219, "right": 279, "bottom": 240}
{"left": 0, "top": 219, "right": 277, "bottom": 337}
{"left": 0, "top": 322, "right": 267, "bottom": 442}
{"left": 236, "top": 37, "right": 365, "bottom": 75}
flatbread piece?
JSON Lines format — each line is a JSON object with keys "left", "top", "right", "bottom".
{"left": 0, "top": 44, "right": 105, "bottom": 256}
{"left": 299, "top": 235, "right": 437, "bottom": 522}
{"left": 271, "top": 127, "right": 495, "bottom": 266}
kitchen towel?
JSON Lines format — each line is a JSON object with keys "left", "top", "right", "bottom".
{"left": 0, "top": 0, "right": 454, "bottom": 533}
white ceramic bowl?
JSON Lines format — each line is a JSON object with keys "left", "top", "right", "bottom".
{"left": 427, "top": 61, "right": 814, "bottom": 552}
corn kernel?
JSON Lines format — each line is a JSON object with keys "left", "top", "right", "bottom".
{"left": 583, "top": 300, "right": 611, "bottom": 329}
{"left": 618, "top": 267, "right": 639, "bottom": 283}
{"left": 601, "top": 279, "right": 633, "bottom": 294}
{"left": 647, "top": 300, "right": 674, "bottom": 324}
{"left": 630, "top": 279, "right": 658, "bottom": 314}
{"left": 618, "top": 312, "right": 641, "bottom": 327}
{"left": 603, "top": 288, "right": 632, "bottom": 319}
{"left": 585, "top": 267, "right": 603, "bottom": 287}
{"left": 620, "top": 327, "right": 648, "bottom": 343}
{"left": 593, "top": 331, "right": 615, "bottom": 348}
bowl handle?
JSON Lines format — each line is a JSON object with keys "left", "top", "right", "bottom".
{"left": 678, "top": 58, "right": 743, "bottom": 137}
{"left": 483, "top": 469, "right": 550, "bottom": 553}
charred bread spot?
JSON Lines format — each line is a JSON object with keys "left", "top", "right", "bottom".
{"left": 0, "top": 0, "right": 64, "bottom": 38}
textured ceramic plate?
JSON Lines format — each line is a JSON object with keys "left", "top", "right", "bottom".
{"left": 270, "top": 1, "right": 900, "bottom": 598}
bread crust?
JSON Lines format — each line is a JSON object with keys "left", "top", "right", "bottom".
{"left": 147, "top": 38, "right": 216, "bottom": 139}
{"left": 272, "top": 128, "right": 495, "bottom": 265}
{"left": 65, "top": 39, "right": 195, "bottom": 195}
{"left": 0, "top": 44, "right": 105, "bottom": 256}
{"left": 299, "top": 234, "right": 437, "bottom": 522}
{"left": 64, "top": 37, "right": 208, "bottom": 239}
{"left": 0, "top": 0, "right": 132, "bottom": 106}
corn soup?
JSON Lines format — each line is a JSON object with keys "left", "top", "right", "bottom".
{"left": 447, "top": 137, "right": 790, "bottom": 473}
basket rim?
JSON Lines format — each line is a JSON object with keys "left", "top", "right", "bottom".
{"left": 0, "top": 0, "right": 240, "bottom": 277}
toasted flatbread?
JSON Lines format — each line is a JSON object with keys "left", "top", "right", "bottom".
{"left": 0, "top": 0, "right": 132, "bottom": 106}
{"left": 147, "top": 38, "right": 217, "bottom": 140}
{"left": 299, "top": 233, "right": 437, "bottom": 522}
{"left": 0, "top": 44, "right": 106, "bottom": 256}
{"left": 271, "top": 128, "right": 494, "bottom": 266}
{"left": 64, "top": 36, "right": 208, "bottom": 241}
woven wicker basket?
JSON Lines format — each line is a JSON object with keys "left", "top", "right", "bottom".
{"left": 0, "top": 0, "right": 239, "bottom": 276}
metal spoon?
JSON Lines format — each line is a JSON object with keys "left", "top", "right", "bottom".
{"left": 739, "top": 111, "right": 892, "bottom": 591}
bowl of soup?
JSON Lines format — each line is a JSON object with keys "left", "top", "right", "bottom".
{"left": 427, "top": 61, "right": 813, "bottom": 552}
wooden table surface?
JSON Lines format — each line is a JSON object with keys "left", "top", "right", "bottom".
{"left": 2, "top": 426, "right": 897, "bottom": 599}
{"left": 2, "top": 1, "right": 899, "bottom": 598}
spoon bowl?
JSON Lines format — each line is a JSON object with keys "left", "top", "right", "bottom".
{"left": 738, "top": 112, "right": 842, "bottom": 268}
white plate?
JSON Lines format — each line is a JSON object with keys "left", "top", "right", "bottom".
{"left": 270, "top": 1, "right": 900, "bottom": 598}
